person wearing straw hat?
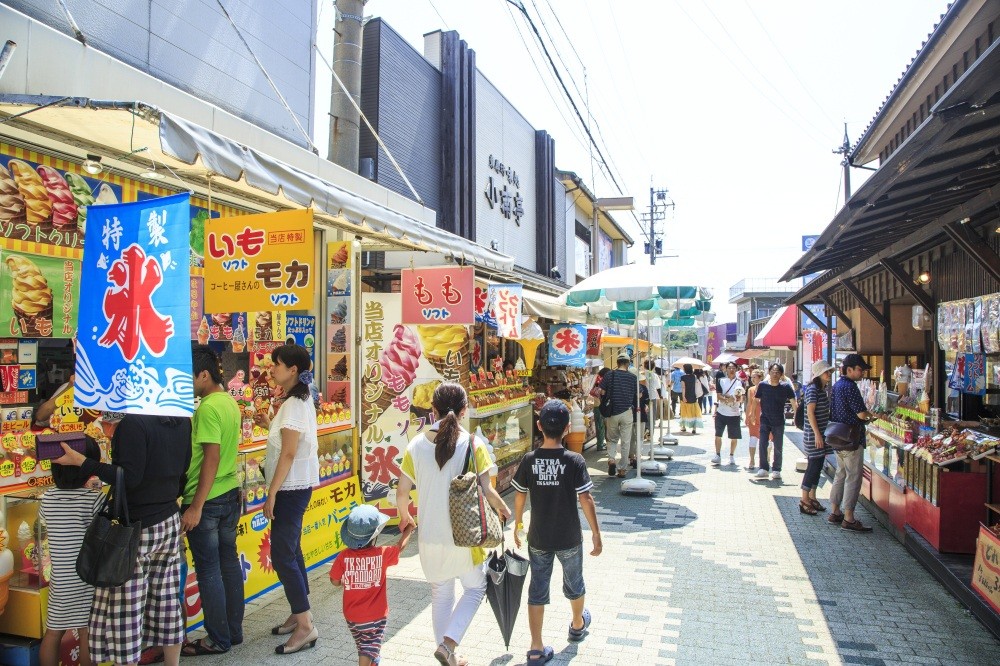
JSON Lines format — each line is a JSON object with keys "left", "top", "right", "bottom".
{"left": 330, "top": 505, "right": 414, "bottom": 666}
{"left": 800, "top": 360, "right": 834, "bottom": 515}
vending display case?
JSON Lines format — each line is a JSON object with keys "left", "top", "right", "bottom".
{"left": 468, "top": 401, "right": 532, "bottom": 492}
{"left": 0, "top": 489, "right": 48, "bottom": 638}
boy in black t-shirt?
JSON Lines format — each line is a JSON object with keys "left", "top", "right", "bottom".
{"left": 513, "top": 400, "right": 603, "bottom": 664}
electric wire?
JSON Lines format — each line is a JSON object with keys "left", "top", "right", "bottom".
{"left": 426, "top": 0, "right": 450, "bottom": 30}
{"left": 671, "top": 0, "right": 830, "bottom": 150}
{"left": 741, "top": 0, "right": 839, "bottom": 131}
{"left": 504, "top": 0, "right": 626, "bottom": 195}
{"left": 501, "top": 1, "right": 592, "bottom": 156}
{"left": 696, "top": 0, "right": 834, "bottom": 144}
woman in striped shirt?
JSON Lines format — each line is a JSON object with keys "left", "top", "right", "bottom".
{"left": 800, "top": 360, "right": 834, "bottom": 515}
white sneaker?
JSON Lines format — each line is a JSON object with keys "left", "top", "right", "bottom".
{"left": 710, "top": 454, "right": 721, "bottom": 465}
{"left": 754, "top": 468, "right": 768, "bottom": 479}
{"left": 729, "top": 455, "right": 736, "bottom": 466}
{"left": 770, "top": 471, "right": 781, "bottom": 481}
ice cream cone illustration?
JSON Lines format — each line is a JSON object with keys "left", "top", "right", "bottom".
{"left": 5, "top": 255, "right": 53, "bottom": 337}
{"left": 517, "top": 338, "right": 543, "bottom": 371}
{"left": 330, "top": 327, "right": 347, "bottom": 353}
{"left": 330, "top": 355, "right": 348, "bottom": 382}
{"left": 232, "top": 322, "right": 246, "bottom": 353}
{"left": 0, "top": 163, "right": 26, "bottom": 227}
{"left": 36, "top": 166, "right": 78, "bottom": 231}
{"left": 93, "top": 183, "right": 119, "bottom": 205}
{"left": 63, "top": 172, "right": 95, "bottom": 232}
{"left": 196, "top": 317, "right": 210, "bottom": 344}
{"left": 8, "top": 160, "right": 51, "bottom": 227}
{"left": 253, "top": 311, "right": 273, "bottom": 341}
{"left": 330, "top": 243, "right": 349, "bottom": 269}
{"left": 370, "top": 324, "right": 421, "bottom": 414}
{"left": 418, "top": 324, "right": 470, "bottom": 385}
{"left": 331, "top": 271, "right": 348, "bottom": 294}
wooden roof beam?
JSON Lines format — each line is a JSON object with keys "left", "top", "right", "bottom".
{"left": 878, "top": 258, "right": 936, "bottom": 312}
{"left": 797, "top": 304, "right": 831, "bottom": 335}
{"left": 942, "top": 220, "right": 1000, "bottom": 283}
{"left": 819, "top": 291, "right": 852, "bottom": 330}
{"left": 841, "top": 279, "right": 888, "bottom": 328}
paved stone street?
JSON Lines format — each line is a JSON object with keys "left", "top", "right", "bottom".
{"left": 209, "top": 423, "right": 1000, "bottom": 665}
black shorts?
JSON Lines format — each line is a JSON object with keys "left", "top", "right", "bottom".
{"left": 714, "top": 413, "right": 742, "bottom": 439}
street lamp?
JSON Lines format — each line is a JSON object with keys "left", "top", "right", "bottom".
{"left": 591, "top": 196, "right": 634, "bottom": 276}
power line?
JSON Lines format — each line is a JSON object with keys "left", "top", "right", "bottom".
{"left": 741, "top": 0, "right": 838, "bottom": 131}
{"left": 501, "top": 1, "right": 592, "bottom": 156}
{"left": 541, "top": 0, "right": 586, "bottom": 70}
{"left": 670, "top": 1, "right": 830, "bottom": 150}
{"left": 696, "top": 0, "right": 835, "bottom": 144}
{"left": 504, "top": 0, "right": 626, "bottom": 195}
{"left": 426, "top": 0, "right": 450, "bottom": 29}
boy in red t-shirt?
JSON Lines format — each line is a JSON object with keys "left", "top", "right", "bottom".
{"left": 331, "top": 505, "right": 413, "bottom": 665}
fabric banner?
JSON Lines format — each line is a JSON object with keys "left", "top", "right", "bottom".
{"left": 474, "top": 284, "right": 498, "bottom": 327}
{"left": 0, "top": 249, "right": 80, "bottom": 338}
{"left": 400, "top": 266, "right": 474, "bottom": 325}
{"left": 74, "top": 193, "right": 193, "bottom": 416}
{"left": 705, "top": 324, "right": 726, "bottom": 364}
{"left": 487, "top": 284, "right": 522, "bottom": 339}
{"left": 204, "top": 209, "right": 314, "bottom": 313}
{"left": 585, "top": 327, "right": 603, "bottom": 357}
{"left": 548, "top": 323, "right": 588, "bottom": 368}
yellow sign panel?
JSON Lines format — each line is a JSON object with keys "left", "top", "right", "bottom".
{"left": 204, "top": 210, "right": 314, "bottom": 313}
{"left": 182, "top": 475, "right": 360, "bottom": 626}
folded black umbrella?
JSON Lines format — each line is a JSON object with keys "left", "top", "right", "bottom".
{"left": 485, "top": 544, "right": 529, "bottom": 649}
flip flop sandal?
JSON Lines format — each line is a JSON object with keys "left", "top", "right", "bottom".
{"left": 526, "top": 646, "right": 554, "bottom": 663}
{"left": 139, "top": 648, "right": 164, "bottom": 665}
{"left": 181, "top": 639, "right": 228, "bottom": 656}
{"left": 568, "top": 608, "right": 592, "bottom": 642}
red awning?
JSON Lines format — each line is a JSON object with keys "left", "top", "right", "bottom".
{"left": 753, "top": 306, "right": 798, "bottom": 348}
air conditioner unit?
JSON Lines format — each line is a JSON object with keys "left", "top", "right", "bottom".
{"left": 912, "top": 305, "right": 932, "bottom": 330}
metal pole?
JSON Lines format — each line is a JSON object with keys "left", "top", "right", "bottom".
{"left": 590, "top": 204, "right": 600, "bottom": 276}
{"left": 649, "top": 186, "right": 656, "bottom": 266}
{"left": 330, "top": 0, "right": 368, "bottom": 170}
{"left": 0, "top": 41, "right": 16, "bottom": 82}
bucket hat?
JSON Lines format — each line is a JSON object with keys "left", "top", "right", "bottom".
{"left": 811, "top": 360, "right": 834, "bottom": 377}
{"left": 341, "top": 504, "right": 390, "bottom": 549}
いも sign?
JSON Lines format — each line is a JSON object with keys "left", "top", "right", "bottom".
{"left": 204, "top": 209, "right": 314, "bottom": 313}
{"left": 400, "top": 267, "right": 474, "bottom": 325}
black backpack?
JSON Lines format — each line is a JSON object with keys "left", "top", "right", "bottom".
{"left": 598, "top": 373, "right": 614, "bottom": 418}
{"left": 793, "top": 400, "right": 805, "bottom": 430}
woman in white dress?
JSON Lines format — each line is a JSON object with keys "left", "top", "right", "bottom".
{"left": 396, "top": 382, "right": 511, "bottom": 666}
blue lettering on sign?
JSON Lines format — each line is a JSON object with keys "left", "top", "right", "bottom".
{"left": 421, "top": 308, "right": 451, "bottom": 320}
{"left": 251, "top": 513, "right": 269, "bottom": 531}
{"left": 269, "top": 293, "right": 300, "bottom": 306}
{"left": 222, "top": 258, "right": 249, "bottom": 271}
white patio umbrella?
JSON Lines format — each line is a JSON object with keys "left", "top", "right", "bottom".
{"left": 561, "top": 265, "right": 713, "bottom": 495}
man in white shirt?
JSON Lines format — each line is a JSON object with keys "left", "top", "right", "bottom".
{"left": 712, "top": 363, "right": 744, "bottom": 466}
{"left": 642, "top": 360, "right": 661, "bottom": 437}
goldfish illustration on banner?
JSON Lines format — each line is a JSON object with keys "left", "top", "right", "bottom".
{"left": 548, "top": 323, "right": 587, "bottom": 368}
{"left": 74, "top": 193, "right": 194, "bottom": 416}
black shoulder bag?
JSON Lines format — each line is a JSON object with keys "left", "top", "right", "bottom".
{"left": 598, "top": 373, "right": 615, "bottom": 418}
{"left": 77, "top": 466, "right": 142, "bottom": 587}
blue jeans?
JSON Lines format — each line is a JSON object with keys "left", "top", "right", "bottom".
{"left": 271, "top": 488, "right": 312, "bottom": 614}
{"left": 527, "top": 544, "right": 585, "bottom": 606}
{"left": 183, "top": 488, "right": 244, "bottom": 650}
{"left": 758, "top": 418, "right": 785, "bottom": 472}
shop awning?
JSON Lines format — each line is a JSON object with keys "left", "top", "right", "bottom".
{"left": 783, "top": 37, "right": 1000, "bottom": 281}
{"left": 521, "top": 288, "right": 587, "bottom": 323}
{"left": 0, "top": 6, "right": 515, "bottom": 271}
{"left": 753, "top": 306, "right": 798, "bottom": 348}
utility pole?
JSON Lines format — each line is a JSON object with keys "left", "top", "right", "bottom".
{"left": 329, "top": 0, "right": 368, "bottom": 171}
{"left": 832, "top": 122, "right": 851, "bottom": 203}
{"left": 642, "top": 185, "right": 672, "bottom": 264}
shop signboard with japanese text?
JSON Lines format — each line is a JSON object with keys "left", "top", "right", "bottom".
{"left": 74, "top": 193, "right": 194, "bottom": 416}
{"left": 487, "top": 283, "right": 522, "bottom": 338}
{"left": 0, "top": 250, "right": 80, "bottom": 338}
{"left": 548, "top": 323, "right": 587, "bottom": 368}
{"left": 706, "top": 324, "right": 726, "bottom": 364}
{"left": 183, "top": 475, "right": 361, "bottom": 628}
{"left": 400, "top": 266, "right": 474, "bottom": 325}
{"left": 204, "top": 209, "right": 314, "bottom": 312}
{"left": 361, "top": 293, "right": 472, "bottom": 515}
{"left": 972, "top": 525, "right": 1000, "bottom": 615}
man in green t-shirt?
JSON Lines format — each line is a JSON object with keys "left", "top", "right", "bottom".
{"left": 180, "top": 345, "right": 244, "bottom": 655}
